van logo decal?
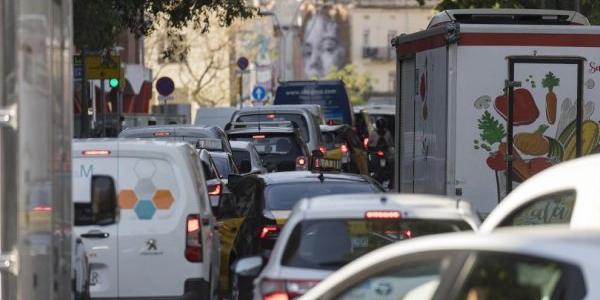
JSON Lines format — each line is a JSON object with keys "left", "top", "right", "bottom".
{"left": 147, "top": 239, "right": 157, "bottom": 251}
{"left": 117, "top": 160, "right": 175, "bottom": 220}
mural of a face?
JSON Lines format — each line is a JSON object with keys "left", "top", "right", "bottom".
{"left": 302, "top": 13, "right": 346, "bottom": 79}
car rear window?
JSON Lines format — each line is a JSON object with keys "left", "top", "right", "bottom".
{"left": 232, "top": 149, "right": 251, "bottom": 169}
{"left": 237, "top": 114, "right": 310, "bottom": 142}
{"left": 229, "top": 134, "right": 305, "bottom": 172}
{"left": 265, "top": 182, "right": 379, "bottom": 210}
{"left": 212, "top": 155, "right": 234, "bottom": 178}
{"left": 321, "top": 132, "right": 338, "bottom": 150}
{"left": 282, "top": 219, "right": 472, "bottom": 270}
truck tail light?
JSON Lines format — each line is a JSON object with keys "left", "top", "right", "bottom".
{"left": 185, "top": 214, "right": 203, "bottom": 262}
{"left": 260, "top": 225, "right": 280, "bottom": 239}
{"left": 261, "top": 278, "right": 320, "bottom": 300}
{"left": 376, "top": 150, "right": 385, "bottom": 157}
{"left": 207, "top": 183, "right": 222, "bottom": 196}
{"left": 296, "top": 156, "right": 308, "bottom": 170}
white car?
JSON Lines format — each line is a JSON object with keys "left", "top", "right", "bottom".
{"left": 480, "top": 154, "right": 600, "bottom": 232}
{"left": 235, "top": 193, "right": 480, "bottom": 299}
{"left": 301, "top": 227, "right": 600, "bottom": 300}
{"left": 72, "top": 139, "right": 220, "bottom": 299}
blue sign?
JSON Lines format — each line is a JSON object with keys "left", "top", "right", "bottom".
{"left": 237, "top": 57, "right": 249, "bottom": 71}
{"left": 252, "top": 85, "right": 267, "bottom": 101}
{"left": 156, "top": 77, "right": 175, "bottom": 96}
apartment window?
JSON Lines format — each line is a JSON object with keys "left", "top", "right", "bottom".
{"left": 363, "top": 29, "right": 370, "bottom": 47}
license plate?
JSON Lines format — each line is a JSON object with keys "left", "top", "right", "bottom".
{"left": 380, "top": 159, "right": 386, "bottom": 167}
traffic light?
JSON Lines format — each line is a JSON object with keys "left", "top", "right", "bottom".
{"left": 109, "top": 78, "right": 119, "bottom": 88}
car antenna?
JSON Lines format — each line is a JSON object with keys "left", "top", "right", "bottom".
{"left": 318, "top": 172, "right": 324, "bottom": 184}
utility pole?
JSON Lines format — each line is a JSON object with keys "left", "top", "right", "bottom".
{"left": 575, "top": 0, "right": 581, "bottom": 12}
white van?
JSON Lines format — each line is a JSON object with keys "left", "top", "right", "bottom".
{"left": 72, "top": 139, "right": 220, "bottom": 299}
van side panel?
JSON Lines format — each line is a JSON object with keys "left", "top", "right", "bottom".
{"left": 413, "top": 47, "right": 448, "bottom": 194}
{"left": 455, "top": 45, "right": 600, "bottom": 214}
{"left": 399, "top": 58, "right": 416, "bottom": 192}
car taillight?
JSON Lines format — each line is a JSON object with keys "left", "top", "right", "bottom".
{"left": 319, "top": 146, "right": 326, "bottom": 154}
{"left": 185, "top": 214, "right": 203, "bottom": 262}
{"left": 207, "top": 183, "right": 222, "bottom": 196}
{"left": 363, "top": 138, "right": 369, "bottom": 150}
{"left": 261, "top": 278, "right": 320, "bottom": 300}
{"left": 376, "top": 150, "right": 385, "bottom": 157}
{"left": 365, "top": 210, "right": 401, "bottom": 219}
{"left": 296, "top": 156, "right": 307, "bottom": 170}
{"left": 341, "top": 144, "right": 348, "bottom": 154}
{"left": 82, "top": 150, "right": 111, "bottom": 156}
{"left": 260, "top": 225, "right": 280, "bottom": 239}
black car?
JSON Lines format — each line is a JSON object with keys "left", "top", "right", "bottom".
{"left": 223, "top": 171, "right": 385, "bottom": 300}
{"left": 118, "top": 124, "right": 233, "bottom": 154}
{"left": 226, "top": 127, "right": 310, "bottom": 172}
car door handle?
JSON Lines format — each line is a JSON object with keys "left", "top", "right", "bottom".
{"left": 81, "top": 231, "right": 110, "bottom": 239}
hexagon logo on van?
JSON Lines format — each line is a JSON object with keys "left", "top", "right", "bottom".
{"left": 133, "top": 160, "right": 157, "bottom": 179}
{"left": 134, "top": 200, "right": 156, "bottom": 220}
{"left": 119, "top": 190, "right": 138, "bottom": 209}
{"left": 152, "top": 190, "right": 174, "bottom": 209}
{"left": 134, "top": 178, "right": 156, "bottom": 199}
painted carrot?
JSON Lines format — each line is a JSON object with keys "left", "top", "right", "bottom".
{"left": 542, "top": 72, "right": 559, "bottom": 124}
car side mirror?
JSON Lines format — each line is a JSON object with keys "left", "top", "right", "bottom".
{"left": 239, "top": 160, "right": 252, "bottom": 174}
{"left": 234, "top": 256, "right": 264, "bottom": 277}
{"left": 91, "top": 175, "right": 118, "bottom": 226}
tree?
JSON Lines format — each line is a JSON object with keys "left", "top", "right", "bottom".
{"left": 73, "top": 0, "right": 255, "bottom": 54}
{"left": 423, "top": 0, "right": 600, "bottom": 24}
{"left": 324, "top": 65, "right": 373, "bottom": 105}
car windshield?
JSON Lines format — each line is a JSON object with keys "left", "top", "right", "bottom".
{"left": 229, "top": 134, "right": 305, "bottom": 172}
{"left": 265, "top": 181, "right": 379, "bottom": 210}
{"left": 212, "top": 155, "right": 233, "bottom": 177}
{"left": 237, "top": 113, "right": 310, "bottom": 142}
{"left": 282, "top": 219, "right": 472, "bottom": 270}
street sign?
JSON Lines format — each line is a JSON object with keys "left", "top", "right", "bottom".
{"left": 252, "top": 85, "right": 267, "bottom": 101}
{"left": 237, "top": 56, "right": 249, "bottom": 71}
{"left": 74, "top": 55, "right": 83, "bottom": 81}
{"left": 85, "top": 55, "right": 121, "bottom": 79}
{"left": 156, "top": 77, "right": 175, "bottom": 96}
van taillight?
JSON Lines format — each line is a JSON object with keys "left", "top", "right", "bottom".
{"left": 185, "top": 214, "right": 203, "bottom": 262}
{"left": 208, "top": 183, "right": 222, "bottom": 196}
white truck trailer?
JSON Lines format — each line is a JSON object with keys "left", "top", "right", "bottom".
{"left": 393, "top": 9, "right": 600, "bottom": 215}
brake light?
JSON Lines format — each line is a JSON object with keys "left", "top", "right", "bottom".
{"left": 266, "top": 114, "right": 276, "bottom": 119}
{"left": 82, "top": 150, "right": 111, "bottom": 156}
{"left": 363, "top": 138, "right": 369, "bottom": 149}
{"left": 341, "top": 144, "right": 348, "bottom": 154}
{"left": 154, "top": 131, "right": 171, "bottom": 137}
{"left": 31, "top": 205, "right": 52, "bottom": 212}
{"left": 261, "top": 278, "right": 320, "bottom": 299}
{"left": 365, "top": 211, "right": 401, "bottom": 219}
{"left": 260, "top": 225, "right": 280, "bottom": 239}
{"left": 207, "top": 183, "right": 222, "bottom": 196}
{"left": 185, "top": 214, "right": 203, "bottom": 262}
{"left": 296, "top": 156, "right": 308, "bottom": 170}
{"left": 319, "top": 146, "right": 326, "bottom": 154}
{"left": 376, "top": 150, "right": 385, "bottom": 157}
{"left": 253, "top": 135, "right": 266, "bottom": 139}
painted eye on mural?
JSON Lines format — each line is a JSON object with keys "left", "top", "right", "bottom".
{"left": 321, "top": 38, "right": 338, "bottom": 54}
{"left": 302, "top": 44, "right": 312, "bottom": 58}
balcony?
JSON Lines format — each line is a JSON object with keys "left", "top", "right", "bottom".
{"left": 362, "top": 47, "right": 394, "bottom": 61}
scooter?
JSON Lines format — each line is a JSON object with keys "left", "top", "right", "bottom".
{"left": 368, "top": 146, "right": 392, "bottom": 187}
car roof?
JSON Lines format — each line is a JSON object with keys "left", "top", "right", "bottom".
{"left": 73, "top": 138, "right": 193, "bottom": 157}
{"left": 119, "top": 124, "right": 225, "bottom": 138}
{"left": 319, "top": 124, "right": 351, "bottom": 133}
{"left": 428, "top": 9, "right": 589, "bottom": 28}
{"left": 230, "top": 140, "right": 252, "bottom": 150}
{"left": 303, "top": 227, "right": 600, "bottom": 299}
{"left": 234, "top": 105, "right": 315, "bottom": 115}
{"left": 259, "top": 171, "right": 373, "bottom": 186}
{"left": 227, "top": 126, "right": 297, "bottom": 135}
{"left": 295, "top": 193, "right": 477, "bottom": 224}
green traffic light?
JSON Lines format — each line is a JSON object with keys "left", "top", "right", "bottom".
{"left": 109, "top": 78, "right": 119, "bottom": 88}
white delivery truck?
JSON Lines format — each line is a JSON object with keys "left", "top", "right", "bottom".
{"left": 73, "top": 139, "right": 220, "bottom": 299}
{"left": 393, "top": 9, "right": 600, "bottom": 215}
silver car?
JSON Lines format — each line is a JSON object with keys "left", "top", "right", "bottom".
{"left": 230, "top": 141, "right": 267, "bottom": 174}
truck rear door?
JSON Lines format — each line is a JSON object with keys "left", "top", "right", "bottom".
{"left": 504, "top": 56, "right": 585, "bottom": 197}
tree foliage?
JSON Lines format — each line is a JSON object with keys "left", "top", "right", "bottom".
{"left": 324, "top": 65, "right": 373, "bottom": 105}
{"left": 419, "top": 0, "right": 600, "bottom": 24}
{"left": 73, "top": 0, "right": 255, "bottom": 52}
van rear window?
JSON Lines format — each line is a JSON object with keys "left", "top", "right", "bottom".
{"left": 237, "top": 114, "right": 309, "bottom": 142}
